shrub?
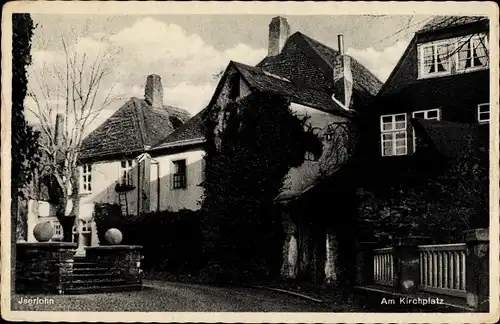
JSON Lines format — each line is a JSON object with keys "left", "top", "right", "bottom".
{"left": 93, "top": 203, "right": 203, "bottom": 274}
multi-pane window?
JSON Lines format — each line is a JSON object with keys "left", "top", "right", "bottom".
{"left": 419, "top": 33, "right": 488, "bottom": 78}
{"left": 457, "top": 35, "right": 488, "bottom": 71}
{"left": 80, "top": 164, "right": 92, "bottom": 193}
{"left": 380, "top": 114, "right": 407, "bottom": 156}
{"left": 120, "top": 159, "right": 135, "bottom": 186}
{"left": 172, "top": 160, "right": 187, "bottom": 189}
{"left": 412, "top": 109, "right": 441, "bottom": 152}
{"left": 478, "top": 103, "right": 490, "bottom": 123}
{"left": 422, "top": 41, "right": 451, "bottom": 76}
{"left": 72, "top": 220, "right": 92, "bottom": 243}
{"left": 52, "top": 220, "right": 63, "bottom": 240}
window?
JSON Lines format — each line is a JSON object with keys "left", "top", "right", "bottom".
{"left": 419, "top": 33, "right": 488, "bottom": 78}
{"left": 380, "top": 113, "right": 407, "bottom": 156}
{"left": 72, "top": 220, "right": 92, "bottom": 243}
{"left": 120, "top": 159, "right": 135, "bottom": 186}
{"left": 421, "top": 41, "right": 451, "bottom": 76}
{"left": 457, "top": 35, "right": 488, "bottom": 71}
{"left": 80, "top": 164, "right": 92, "bottom": 193}
{"left": 412, "top": 109, "right": 441, "bottom": 152}
{"left": 52, "top": 220, "right": 63, "bottom": 240}
{"left": 478, "top": 103, "right": 490, "bottom": 123}
{"left": 305, "top": 151, "right": 318, "bottom": 161}
{"left": 172, "top": 160, "right": 187, "bottom": 189}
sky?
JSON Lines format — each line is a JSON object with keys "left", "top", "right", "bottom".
{"left": 25, "top": 14, "right": 434, "bottom": 133}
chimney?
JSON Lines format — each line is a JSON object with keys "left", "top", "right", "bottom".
{"left": 54, "top": 113, "right": 64, "bottom": 146}
{"left": 268, "top": 16, "right": 291, "bottom": 57}
{"left": 144, "top": 74, "right": 164, "bottom": 108}
{"left": 333, "top": 34, "right": 353, "bottom": 109}
{"left": 337, "top": 35, "right": 344, "bottom": 55}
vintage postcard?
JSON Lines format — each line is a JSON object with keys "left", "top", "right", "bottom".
{"left": 1, "top": 1, "right": 499, "bottom": 323}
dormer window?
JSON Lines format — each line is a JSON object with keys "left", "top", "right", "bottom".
{"left": 422, "top": 41, "right": 451, "bottom": 76}
{"left": 418, "top": 33, "right": 488, "bottom": 79}
{"left": 457, "top": 35, "right": 488, "bottom": 71}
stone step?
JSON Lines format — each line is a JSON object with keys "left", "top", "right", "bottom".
{"left": 65, "top": 284, "right": 143, "bottom": 295}
{"left": 73, "top": 267, "right": 111, "bottom": 274}
{"left": 72, "top": 278, "right": 128, "bottom": 288}
{"left": 72, "top": 273, "right": 120, "bottom": 279}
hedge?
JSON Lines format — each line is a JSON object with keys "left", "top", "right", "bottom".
{"left": 93, "top": 203, "right": 203, "bottom": 274}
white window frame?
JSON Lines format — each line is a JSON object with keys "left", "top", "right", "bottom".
{"left": 52, "top": 220, "right": 63, "bottom": 240}
{"left": 119, "top": 159, "right": 135, "bottom": 186}
{"left": 420, "top": 39, "right": 453, "bottom": 78}
{"left": 418, "top": 33, "right": 489, "bottom": 79}
{"left": 478, "top": 103, "right": 490, "bottom": 123}
{"left": 380, "top": 113, "right": 408, "bottom": 157}
{"left": 456, "top": 34, "right": 489, "bottom": 73}
{"left": 72, "top": 220, "right": 92, "bottom": 243}
{"left": 412, "top": 108, "right": 441, "bottom": 152}
{"left": 80, "top": 164, "right": 92, "bottom": 193}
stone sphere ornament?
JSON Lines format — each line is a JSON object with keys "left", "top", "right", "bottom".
{"left": 33, "top": 221, "right": 55, "bottom": 242}
{"left": 104, "top": 228, "right": 123, "bottom": 245}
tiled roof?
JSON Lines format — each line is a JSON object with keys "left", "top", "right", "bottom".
{"left": 258, "top": 32, "right": 383, "bottom": 97}
{"left": 233, "top": 62, "right": 350, "bottom": 116}
{"left": 412, "top": 118, "right": 488, "bottom": 158}
{"left": 152, "top": 31, "right": 382, "bottom": 150}
{"left": 152, "top": 108, "right": 206, "bottom": 150}
{"left": 417, "top": 16, "right": 488, "bottom": 34}
{"left": 299, "top": 33, "right": 383, "bottom": 97}
{"left": 79, "top": 98, "right": 190, "bottom": 160}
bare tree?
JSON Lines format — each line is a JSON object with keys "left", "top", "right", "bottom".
{"left": 27, "top": 38, "right": 122, "bottom": 246}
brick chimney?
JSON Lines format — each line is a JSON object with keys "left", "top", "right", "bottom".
{"left": 54, "top": 113, "right": 64, "bottom": 146}
{"left": 333, "top": 35, "right": 353, "bottom": 109}
{"left": 144, "top": 74, "right": 164, "bottom": 108}
{"left": 268, "top": 16, "right": 291, "bottom": 57}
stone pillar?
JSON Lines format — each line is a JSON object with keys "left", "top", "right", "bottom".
{"left": 355, "top": 242, "right": 377, "bottom": 286}
{"left": 393, "top": 236, "right": 430, "bottom": 293}
{"left": 324, "top": 229, "right": 338, "bottom": 283}
{"left": 280, "top": 212, "right": 298, "bottom": 279}
{"left": 465, "top": 228, "right": 489, "bottom": 311}
{"left": 16, "top": 242, "right": 76, "bottom": 294}
{"left": 26, "top": 200, "right": 39, "bottom": 243}
{"left": 86, "top": 246, "right": 143, "bottom": 285}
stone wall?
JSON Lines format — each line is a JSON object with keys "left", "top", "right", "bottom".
{"left": 85, "top": 245, "right": 143, "bottom": 285}
{"left": 16, "top": 242, "right": 76, "bottom": 294}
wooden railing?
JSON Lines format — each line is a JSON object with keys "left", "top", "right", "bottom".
{"left": 418, "top": 243, "right": 467, "bottom": 298}
{"left": 373, "top": 247, "right": 394, "bottom": 286}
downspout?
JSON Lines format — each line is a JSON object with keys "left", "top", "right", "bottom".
{"left": 150, "top": 157, "right": 160, "bottom": 212}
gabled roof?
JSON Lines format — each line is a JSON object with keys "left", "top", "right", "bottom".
{"left": 378, "top": 16, "right": 489, "bottom": 98}
{"left": 79, "top": 98, "right": 191, "bottom": 161}
{"left": 257, "top": 32, "right": 383, "bottom": 98}
{"left": 412, "top": 118, "right": 488, "bottom": 158}
{"left": 232, "top": 61, "right": 351, "bottom": 116}
{"left": 152, "top": 31, "right": 382, "bottom": 151}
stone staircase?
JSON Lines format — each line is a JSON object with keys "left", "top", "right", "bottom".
{"left": 65, "top": 256, "right": 142, "bottom": 294}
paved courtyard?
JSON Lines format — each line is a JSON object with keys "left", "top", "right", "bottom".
{"left": 10, "top": 280, "right": 344, "bottom": 312}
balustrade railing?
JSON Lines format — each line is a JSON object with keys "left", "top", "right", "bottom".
{"left": 373, "top": 247, "right": 394, "bottom": 286}
{"left": 418, "top": 243, "right": 467, "bottom": 298}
